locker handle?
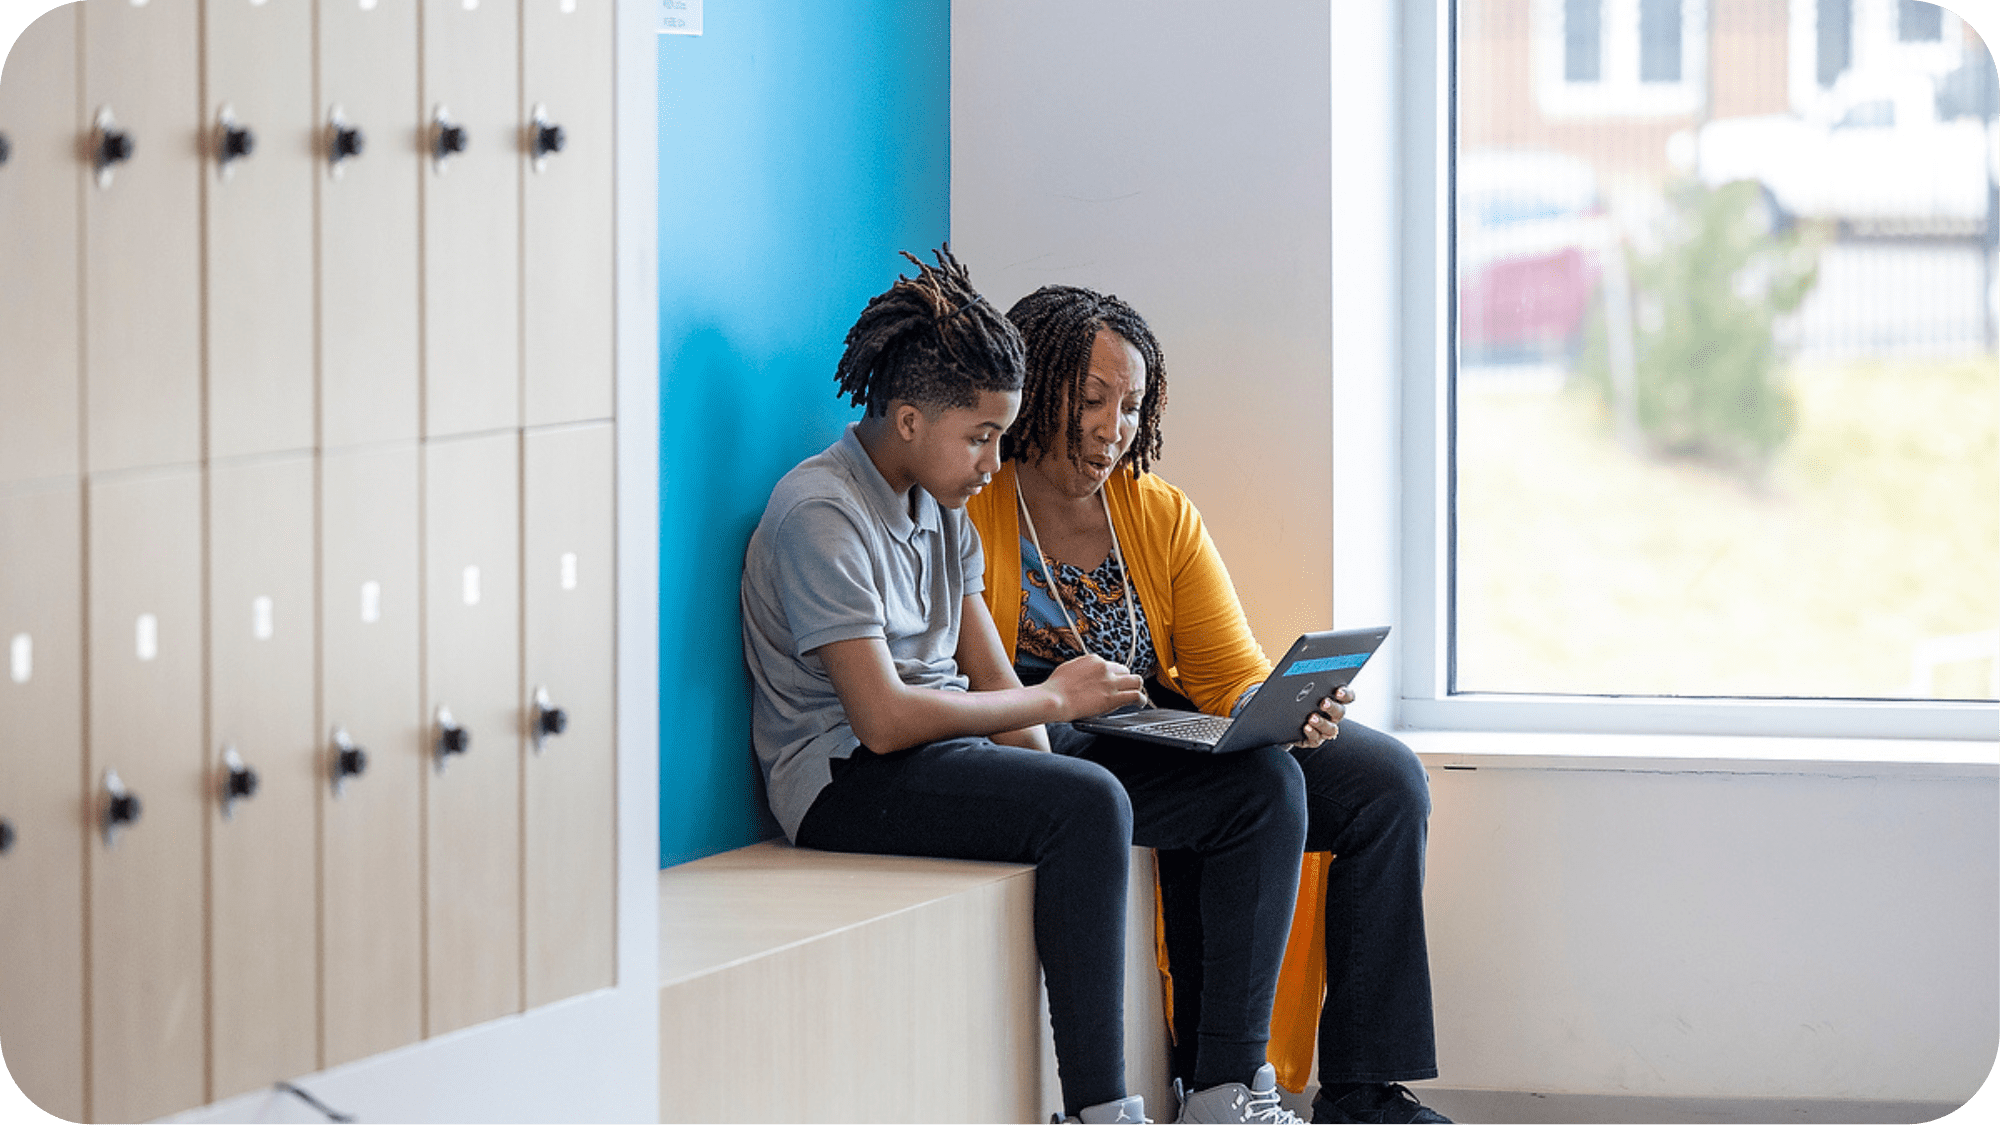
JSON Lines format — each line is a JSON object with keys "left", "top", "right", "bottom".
{"left": 0, "top": 132, "right": 11, "bottom": 167}
{"left": 215, "top": 106, "right": 256, "bottom": 175}
{"left": 220, "top": 747, "right": 260, "bottom": 819}
{"left": 0, "top": 817, "right": 15, "bottom": 855}
{"left": 431, "top": 105, "right": 468, "bottom": 174}
{"left": 99, "top": 131, "right": 134, "bottom": 165}
{"left": 326, "top": 105, "right": 365, "bottom": 180}
{"left": 529, "top": 104, "right": 565, "bottom": 174}
{"left": 102, "top": 769, "right": 142, "bottom": 847}
{"left": 531, "top": 685, "right": 569, "bottom": 753}
{"left": 331, "top": 727, "right": 369, "bottom": 797}
{"left": 91, "top": 108, "right": 134, "bottom": 189}
{"left": 222, "top": 127, "right": 255, "bottom": 161}
{"left": 533, "top": 122, "right": 565, "bottom": 158}
{"left": 434, "top": 706, "right": 471, "bottom": 770}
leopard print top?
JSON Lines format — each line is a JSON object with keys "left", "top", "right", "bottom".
{"left": 1014, "top": 535, "right": 1159, "bottom": 682}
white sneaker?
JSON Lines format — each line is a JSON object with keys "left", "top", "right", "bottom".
{"left": 1054, "top": 1094, "right": 1149, "bottom": 1123}
{"left": 1172, "top": 1064, "right": 1303, "bottom": 1124}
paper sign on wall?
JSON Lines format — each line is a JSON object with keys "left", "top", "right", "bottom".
{"left": 659, "top": 0, "right": 701, "bottom": 35}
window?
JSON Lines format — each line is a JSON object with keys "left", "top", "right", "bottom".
{"left": 1534, "top": 0, "right": 1707, "bottom": 118}
{"left": 1565, "top": 0, "right": 1604, "bottom": 81}
{"left": 1638, "top": 0, "right": 1682, "bottom": 82}
{"left": 1415, "top": 0, "right": 1999, "bottom": 740}
{"left": 1899, "top": 0, "right": 1943, "bottom": 44}
{"left": 1819, "top": 0, "right": 1854, "bottom": 86}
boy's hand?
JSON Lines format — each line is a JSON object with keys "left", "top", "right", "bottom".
{"left": 1045, "top": 655, "right": 1146, "bottom": 720}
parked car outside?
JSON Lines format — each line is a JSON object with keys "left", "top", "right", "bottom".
{"left": 1457, "top": 148, "right": 1606, "bottom": 365}
{"left": 1681, "top": 68, "right": 1994, "bottom": 236}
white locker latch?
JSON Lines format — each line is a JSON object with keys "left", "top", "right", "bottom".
{"left": 214, "top": 105, "right": 256, "bottom": 180}
{"left": 91, "top": 108, "right": 134, "bottom": 189}
{"left": 529, "top": 104, "right": 566, "bottom": 173}
{"left": 431, "top": 105, "right": 469, "bottom": 174}
{"left": 102, "top": 769, "right": 142, "bottom": 847}
{"left": 531, "top": 685, "right": 569, "bottom": 753}
{"left": 434, "top": 705, "right": 471, "bottom": 771}
{"left": 326, "top": 105, "right": 365, "bottom": 179}
{"left": 219, "top": 747, "right": 260, "bottom": 819}
{"left": 331, "top": 727, "right": 369, "bottom": 797}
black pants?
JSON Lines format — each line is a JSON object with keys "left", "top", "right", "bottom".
{"left": 795, "top": 730, "right": 1307, "bottom": 1115}
{"left": 1158, "top": 716, "right": 1438, "bottom": 1090}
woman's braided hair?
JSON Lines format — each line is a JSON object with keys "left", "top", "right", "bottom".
{"left": 833, "top": 245, "right": 1025, "bottom": 416}
{"left": 1002, "top": 285, "right": 1168, "bottom": 474}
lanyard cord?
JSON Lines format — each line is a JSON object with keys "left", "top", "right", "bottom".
{"left": 1016, "top": 474, "right": 1144, "bottom": 676}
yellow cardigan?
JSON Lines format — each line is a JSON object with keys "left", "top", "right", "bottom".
{"left": 965, "top": 461, "right": 1328, "bottom": 1093}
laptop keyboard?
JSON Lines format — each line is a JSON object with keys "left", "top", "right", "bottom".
{"left": 1128, "top": 714, "right": 1232, "bottom": 744}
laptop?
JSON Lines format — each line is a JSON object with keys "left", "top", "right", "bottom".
{"left": 1074, "top": 626, "right": 1391, "bottom": 753}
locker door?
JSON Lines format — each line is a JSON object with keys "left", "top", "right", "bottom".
{"left": 204, "top": 0, "right": 316, "bottom": 460}
{"left": 423, "top": 432, "right": 521, "bottom": 1034}
{"left": 521, "top": 0, "right": 613, "bottom": 427}
{"left": 319, "top": 444, "right": 423, "bottom": 1067}
{"left": 420, "top": 0, "right": 520, "bottom": 439}
{"left": 86, "top": 468, "right": 205, "bottom": 1123}
{"left": 318, "top": 0, "right": 419, "bottom": 451}
{"left": 522, "top": 424, "right": 615, "bottom": 1008}
{"left": 81, "top": 0, "right": 202, "bottom": 475}
{"left": 0, "top": 3, "right": 80, "bottom": 486}
{"left": 0, "top": 483, "right": 85, "bottom": 1123}
{"left": 207, "top": 456, "right": 318, "bottom": 1098}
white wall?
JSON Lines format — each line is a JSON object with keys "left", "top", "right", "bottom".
{"left": 1422, "top": 754, "right": 1997, "bottom": 1104}
{"left": 951, "top": 0, "right": 1335, "bottom": 663}
{"left": 953, "top": 0, "right": 1999, "bottom": 1112}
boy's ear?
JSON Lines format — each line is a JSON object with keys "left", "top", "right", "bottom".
{"left": 892, "top": 401, "right": 925, "bottom": 442}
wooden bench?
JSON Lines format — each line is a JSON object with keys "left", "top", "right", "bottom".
{"left": 658, "top": 840, "right": 1169, "bottom": 1122}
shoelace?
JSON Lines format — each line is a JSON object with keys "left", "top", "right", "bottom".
{"left": 1242, "top": 1085, "right": 1304, "bottom": 1124}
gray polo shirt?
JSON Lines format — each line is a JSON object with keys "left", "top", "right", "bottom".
{"left": 740, "top": 424, "right": 983, "bottom": 841}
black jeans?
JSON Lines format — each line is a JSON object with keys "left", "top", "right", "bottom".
{"left": 1044, "top": 720, "right": 1308, "bottom": 1092}
{"left": 795, "top": 726, "right": 1308, "bottom": 1113}
{"left": 1157, "top": 716, "right": 1438, "bottom": 1090}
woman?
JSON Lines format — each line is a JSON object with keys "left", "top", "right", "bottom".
{"left": 967, "top": 285, "right": 1450, "bottom": 1125}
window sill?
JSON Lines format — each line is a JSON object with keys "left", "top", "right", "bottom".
{"left": 1395, "top": 729, "right": 1999, "bottom": 778}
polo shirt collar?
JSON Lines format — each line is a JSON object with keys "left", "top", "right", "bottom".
{"left": 835, "top": 423, "right": 941, "bottom": 543}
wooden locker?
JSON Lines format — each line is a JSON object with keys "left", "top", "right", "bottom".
{"left": 204, "top": 0, "right": 316, "bottom": 460}
{"left": 81, "top": 0, "right": 202, "bottom": 475}
{"left": 522, "top": 0, "right": 614, "bottom": 427}
{"left": 318, "top": 0, "right": 420, "bottom": 451}
{"left": 319, "top": 443, "right": 423, "bottom": 1068}
{"left": 522, "top": 423, "right": 616, "bottom": 1008}
{"left": 0, "top": 2, "right": 81, "bottom": 486}
{"left": 86, "top": 468, "right": 205, "bottom": 1123}
{"left": 0, "top": 483, "right": 86, "bottom": 1123}
{"left": 206, "top": 455, "right": 318, "bottom": 1098}
{"left": 423, "top": 432, "right": 522, "bottom": 1034}
{"left": 420, "top": 0, "right": 520, "bottom": 439}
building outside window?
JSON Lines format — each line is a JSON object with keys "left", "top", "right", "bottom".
{"left": 1536, "top": 0, "right": 1710, "bottom": 117}
{"left": 1444, "top": 0, "right": 1998, "bottom": 735}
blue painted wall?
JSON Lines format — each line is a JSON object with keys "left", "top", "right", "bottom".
{"left": 656, "top": 2, "right": 952, "bottom": 866}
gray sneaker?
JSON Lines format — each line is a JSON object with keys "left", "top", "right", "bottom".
{"left": 1054, "top": 1094, "right": 1149, "bottom": 1123}
{"left": 1172, "top": 1064, "right": 1303, "bottom": 1124}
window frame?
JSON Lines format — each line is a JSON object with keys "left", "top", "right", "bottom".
{"left": 1376, "top": 0, "right": 2000, "bottom": 744}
